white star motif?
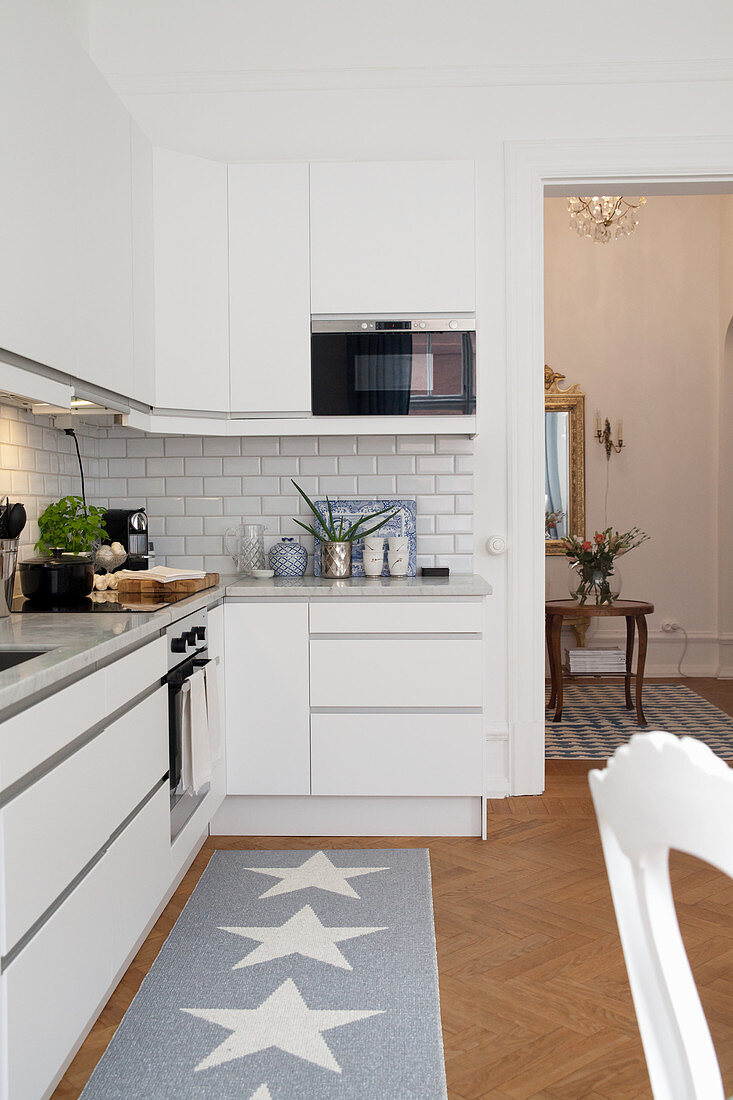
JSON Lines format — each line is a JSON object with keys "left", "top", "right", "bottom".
{"left": 246, "top": 851, "right": 388, "bottom": 899}
{"left": 221, "top": 904, "right": 387, "bottom": 971}
{"left": 182, "top": 978, "right": 383, "bottom": 1073}
{"left": 248, "top": 1087, "right": 272, "bottom": 1100}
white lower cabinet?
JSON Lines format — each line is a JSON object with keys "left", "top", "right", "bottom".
{"left": 225, "top": 601, "right": 310, "bottom": 795}
{"left": 221, "top": 596, "right": 487, "bottom": 834}
{"left": 1, "top": 783, "right": 169, "bottom": 1100}
{"left": 311, "top": 713, "right": 484, "bottom": 796}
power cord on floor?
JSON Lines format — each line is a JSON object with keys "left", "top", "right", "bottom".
{"left": 676, "top": 626, "right": 690, "bottom": 678}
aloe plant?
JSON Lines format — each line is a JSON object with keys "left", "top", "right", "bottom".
{"left": 291, "top": 480, "right": 400, "bottom": 543}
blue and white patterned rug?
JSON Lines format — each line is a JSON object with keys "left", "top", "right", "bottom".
{"left": 546, "top": 683, "right": 733, "bottom": 759}
{"left": 81, "top": 849, "right": 447, "bottom": 1100}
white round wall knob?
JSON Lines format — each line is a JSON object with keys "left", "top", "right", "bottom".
{"left": 486, "top": 535, "right": 507, "bottom": 555}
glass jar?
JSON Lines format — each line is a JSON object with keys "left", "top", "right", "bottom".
{"left": 568, "top": 563, "right": 622, "bottom": 606}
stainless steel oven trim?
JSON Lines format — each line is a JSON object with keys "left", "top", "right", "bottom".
{"left": 311, "top": 316, "right": 475, "bottom": 333}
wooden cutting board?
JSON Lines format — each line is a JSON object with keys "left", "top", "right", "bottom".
{"left": 116, "top": 572, "right": 219, "bottom": 596}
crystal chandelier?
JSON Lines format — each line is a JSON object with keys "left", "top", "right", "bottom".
{"left": 568, "top": 195, "right": 646, "bottom": 244}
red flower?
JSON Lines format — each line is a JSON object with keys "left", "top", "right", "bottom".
{"left": 594, "top": 532, "right": 604, "bottom": 544}
{"left": 581, "top": 540, "right": 592, "bottom": 551}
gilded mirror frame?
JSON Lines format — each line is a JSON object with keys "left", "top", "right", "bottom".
{"left": 544, "top": 365, "right": 586, "bottom": 555}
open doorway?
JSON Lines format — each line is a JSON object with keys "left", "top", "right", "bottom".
{"left": 543, "top": 191, "right": 733, "bottom": 759}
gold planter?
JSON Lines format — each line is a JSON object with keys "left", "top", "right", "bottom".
{"left": 322, "top": 541, "right": 352, "bottom": 579}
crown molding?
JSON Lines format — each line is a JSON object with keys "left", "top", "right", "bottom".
{"left": 106, "top": 58, "right": 733, "bottom": 96}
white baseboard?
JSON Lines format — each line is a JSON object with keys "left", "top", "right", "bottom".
{"left": 211, "top": 795, "right": 483, "bottom": 837}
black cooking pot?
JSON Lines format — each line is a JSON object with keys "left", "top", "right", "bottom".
{"left": 18, "top": 554, "right": 94, "bottom": 605}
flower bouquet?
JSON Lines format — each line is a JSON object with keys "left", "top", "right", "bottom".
{"left": 563, "top": 526, "right": 649, "bottom": 605}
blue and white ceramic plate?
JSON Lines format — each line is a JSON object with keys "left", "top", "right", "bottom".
{"left": 311, "top": 498, "right": 417, "bottom": 577}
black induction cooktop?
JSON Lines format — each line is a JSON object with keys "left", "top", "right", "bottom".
{"left": 11, "top": 593, "right": 180, "bottom": 613}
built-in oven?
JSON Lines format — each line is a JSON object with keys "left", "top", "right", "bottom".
{"left": 164, "top": 607, "right": 211, "bottom": 841}
{"left": 311, "top": 316, "right": 476, "bottom": 416}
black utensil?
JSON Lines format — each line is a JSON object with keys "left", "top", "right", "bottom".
{"left": 6, "top": 502, "right": 26, "bottom": 539}
{"left": 0, "top": 498, "right": 8, "bottom": 538}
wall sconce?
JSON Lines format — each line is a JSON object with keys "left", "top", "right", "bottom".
{"left": 595, "top": 410, "right": 624, "bottom": 460}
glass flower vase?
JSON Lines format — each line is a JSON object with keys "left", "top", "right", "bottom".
{"left": 568, "top": 563, "right": 622, "bottom": 606}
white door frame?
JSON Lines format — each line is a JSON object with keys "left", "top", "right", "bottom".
{"left": 505, "top": 136, "right": 733, "bottom": 794}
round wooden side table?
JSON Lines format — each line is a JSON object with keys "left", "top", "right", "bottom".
{"left": 545, "top": 599, "right": 655, "bottom": 726}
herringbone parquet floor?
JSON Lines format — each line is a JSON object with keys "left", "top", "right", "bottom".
{"left": 53, "top": 759, "right": 733, "bottom": 1100}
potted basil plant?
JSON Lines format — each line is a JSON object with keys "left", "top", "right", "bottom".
{"left": 19, "top": 496, "right": 108, "bottom": 605}
{"left": 291, "top": 480, "right": 399, "bottom": 579}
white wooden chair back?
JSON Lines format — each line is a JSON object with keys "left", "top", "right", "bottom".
{"left": 589, "top": 732, "right": 733, "bottom": 1100}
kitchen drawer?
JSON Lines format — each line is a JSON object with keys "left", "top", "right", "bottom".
{"left": 0, "top": 635, "right": 167, "bottom": 793}
{"left": 106, "top": 635, "right": 166, "bottom": 713}
{"left": 1, "top": 826, "right": 115, "bottom": 1100}
{"left": 310, "top": 638, "right": 483, "bottom": 708}
{"left": 309, "top": 598, "right": 483, "bottom": 636}
{"left": 0, "top": 688, "right": 168, "bottom": 955}
{"left": 109, "top": 783, "right": 169, "bottom": 975}
{"left": 311, "top": 713, "right": 484, "bottom": 796}
{"left": 0, "top": 785, "right": 168, "bottom": 1100}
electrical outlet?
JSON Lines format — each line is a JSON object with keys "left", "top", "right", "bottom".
{"left": 661, "top": 619, "right": 680, "bottom": 633}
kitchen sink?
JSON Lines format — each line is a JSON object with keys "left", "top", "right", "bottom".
{"left": 0, "top": 649, "right": 49, "bottom": 672}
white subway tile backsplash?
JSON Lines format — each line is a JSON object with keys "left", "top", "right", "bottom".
{"left": 166, "top": 476, "right": 205, "bottom": 495}
{"left": 377, "top": 455, "right": 415, "bottom": 475}
{"left": 356, "top": 436, "right": 396, "bottom": 455}
{"left": 1, "top": 408, "right": 475, "bottom": 575}
{"left": 184, "top": 456, "right": 224, "bottom": 476}
{"left": 203, "top": 437, "right": 241, "bottom": 456}
{"left": 338, "top": 455, "right": 377, "bottom": 475}
{"left": 319, "top": 436, "right": 356, "bottom": 455}
{"left": 166, "top": 516, "right": 203, "bottom": 536}
{"left": 436, "top": 514, "right": 473, "bottom": 533}
{"left": 396, "top": 475, "right": 435, "bottom": 495}
{"left": 357, "top": 475, "right": 396, "bottom": 496}
{"left": 318, "top": 476, "right": 358, "bottom": 495}
{"left": 164, "top": 436, "right": 203, "bottom": 456}
{"left": 222, "top": 456, "right": 261, "bottom": 476}
{"left": 224, "top": 497, "right": 262, "bottom": 515}
{"left": 436, "top": 475, "right": 474, "bottom": 494}
{"left": 204, "top": 476, "right": 242, "bottom": 495}
{"left": 282, "top": 436, "right": 318, "bottom": 455}
{"left": 262, "top": 456, "right": 300, "bottom": 476}
{"left": 416, "top": 455, "right": 454, "bottom": 474}
{"left": 241, "top": 475, "right": 280, "bottom": 495}
{"left": 127, "top": 437, "right": 165, "bottom": 458}
{"left": 184, "top": 496, "right": 224, "bottom": 515}
{"left": 147, "top": 457, "right": 185, "bottom": 476}
{"left": 242, "top": 437, "right": 280, "bottom": 455}
{"left": 128, "top": 476, "right": 165, "bottom": 496}
{"left": 396, "top": 435, "right": 435, "bottom": 454}
{"left": 262, "top": 494, "right": 300, "bottom": 515}
{"left": 436, "top": 435, "right": 473, "bottom": 454}
{"left": 300, "top": 456, "right": 339, "bottom": 476}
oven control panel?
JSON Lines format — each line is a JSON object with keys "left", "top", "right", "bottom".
{"left": 166, "top": 607, "right": 208, "bottom": 669}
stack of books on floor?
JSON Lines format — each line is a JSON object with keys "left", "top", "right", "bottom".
{"left": 566, "top": 647, "right": 627, "bottom": 673}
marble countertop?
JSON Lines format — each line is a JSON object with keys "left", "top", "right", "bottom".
{"left": 0, "top": 573, "right": 490, "bottom": 717}
{"left": 225, "top": 574, "right": 492, "bottom": 597}
{"left": 0, "top": 580, "right": 230, "bottom": 718}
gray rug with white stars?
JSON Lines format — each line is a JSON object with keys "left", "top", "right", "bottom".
{"left": 80, "top": 849, "right": 447, "bottom": 1100}
{"left": 546, "top": 683, "right": 733, "bottom": 758}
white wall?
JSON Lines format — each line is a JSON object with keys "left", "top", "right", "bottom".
{"left": 545, "top": 194, "right": 733, "bottom": 674}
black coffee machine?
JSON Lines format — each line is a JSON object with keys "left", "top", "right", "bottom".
{"left": 103, "top": 508, "right": 149, "bottom": 570}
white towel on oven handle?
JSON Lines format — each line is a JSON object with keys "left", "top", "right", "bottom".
{"left": 203, "top": 658, "right": 223, "bottom": 765}
{"left": 182, "top": 666, "right": 212, "bottom": 795}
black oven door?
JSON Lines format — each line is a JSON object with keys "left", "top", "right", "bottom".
{"left": 311, "top": 330, "right": 475, "bottom": 416}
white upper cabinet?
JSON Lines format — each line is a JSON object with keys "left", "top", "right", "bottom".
{"left": 0, "top": 2, "right": 80, "bottom": 375}
{"left": 228, "top": 163, "right": 311, "bottom": 415}
{"left": 130, "top": 123, "right": 156, "bottom": 407}
{"left": 0, "top": 1, "right": 137, "bottom": 397}
{"left": 152, "top": 148, "right": 230, "bottom": 412}
{"left": 309, "top": 160, "right": 476, "bottom": 316}
{"left": 72, "top": 62, "right": 134, "bottom": 395}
